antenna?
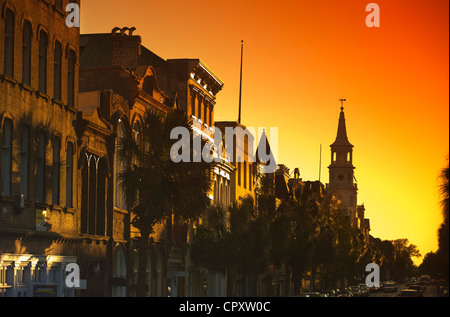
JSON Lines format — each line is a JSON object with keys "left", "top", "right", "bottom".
{"left": 238, "top": 40, "right": 244, "bottom": 124}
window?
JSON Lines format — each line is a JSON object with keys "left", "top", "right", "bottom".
{"left": 243, "top": 162, "right": 247, "bottom": 188}
{"left": 197, "top": 101, "right": 202, "bottom": 122}
{"left": 112, "top": 245, "right": 127, "bottom": 297}
{"left": 52, "top": 137, "right": 61, "bottom": 205}
{"left": 54, "top": 41, "right": 62, "bottom": 100}
{"left": 66, "top": 142, "right": 73, "bottom": 208}
{"left": 22, "top": 21, "right": 32, "bottom": 85}
{"left": 237, "top": 161, "right": 241, "bottom": 186}
{"left": 4, "top": 9, "right": 14, "bottom": 77}
{"left": 249, "top": 164, "right": 252, "bottom": 191}
{"left": 39, "top": 30, "right": 48, "bottom": 93}
{"left": 114, "top": 121, "right": 127, "bottom": 210}
{"left": 20, "top": 125, "right": 30, "bottom": 200}
{"left": 204, "top": 103, "right": 208, "bottom": 126}
{"left": 81, "top": 154, "right": 106, "bottom": 235}
{"left": 67, "top": 49, "right": 76, "bottom": 106}
{"left": 191, "top": 92, "right": 196, "bottom": 117}
{"left": 1, "top": 119, "right": 12, "bottom": 196}
{"left": 37, "top": 131, "right": 46, "bottom": 203}
{"left": 209, "top": 106, "right": 213, "bottom": 127}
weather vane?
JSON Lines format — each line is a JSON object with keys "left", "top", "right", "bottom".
{"left": 339, "top": 98, "right": 347, "bottom": 111}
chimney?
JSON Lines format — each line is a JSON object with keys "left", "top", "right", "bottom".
{"left": 111, "top": 27, "right": 141, "bottom": 71}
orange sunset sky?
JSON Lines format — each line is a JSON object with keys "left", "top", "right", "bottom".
{"left": 80, "top": 0, "right": 449, "bottom": 264}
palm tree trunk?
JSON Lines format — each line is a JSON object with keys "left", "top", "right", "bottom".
{"left": 136, "top": 228, "right": 150, "bottom": 297}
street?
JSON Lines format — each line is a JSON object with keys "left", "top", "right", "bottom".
{"left": 370, "top": 283, "right": 439, "bottom": 297}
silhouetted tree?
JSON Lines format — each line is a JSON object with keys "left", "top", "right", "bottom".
{"left": 117, "top": 109, "right": 211, "bottom": 296}
{"left": 437, "top": 157, "right": 449, "bottom": 281}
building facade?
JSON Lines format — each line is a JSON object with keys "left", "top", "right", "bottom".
{"left": 0, "top": 0, "right": 81, "bottom": 297}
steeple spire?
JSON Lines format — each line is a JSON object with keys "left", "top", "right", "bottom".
{"left": 331, "top": 100, "right": 353, "bottom": 148}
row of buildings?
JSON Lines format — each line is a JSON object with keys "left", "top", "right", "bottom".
{"left": 0, "top": 0, "right": 370, "bottom": 297}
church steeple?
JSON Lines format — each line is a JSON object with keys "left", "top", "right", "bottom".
{"left": 331, "top": 102, "right": 353, "bottom": 148}
{"left": 328, "top": 101, "right": 358, "bottom": 226}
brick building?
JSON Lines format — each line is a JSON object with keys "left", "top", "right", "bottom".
{"left": 79, "top": 28, "right": 233, "bottom": 297}
{"left": 0, "top": 0, "right": 81, "bottom": 296}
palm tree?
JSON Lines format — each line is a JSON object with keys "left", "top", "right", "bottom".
{"left": 437, "top": 157, "right": 449, "bottom": 281}
{"left": 117, "top": 108, "right": 212, "bottom": 296}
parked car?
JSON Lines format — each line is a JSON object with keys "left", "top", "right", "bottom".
{"left": 408, "top": 284, "right": 425, "bottom": 295}
{"left": 335, "top": 288, "right": 353, "bottom": 297}
{"left": 399, "top": 289, "right": 422, "bottom": 297}
{"left": 383, "top": 282, "right": 398, "bottom": 293}
{"left": 348, "top": 285, "right": 361, "bottom": 297}
{"left": 358, "top": 284, "right": 370, "bottom": 297}
{"left": 319, "top": 289, "right": 336, "bottom": 297}
{"left": 299, "top": 292, "right": 323, "bottom": 297}
{"left": 368, "top": 283, "right": 382, "bottom": 293}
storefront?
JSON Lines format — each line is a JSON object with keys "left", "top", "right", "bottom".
{"left": 0, "top": 253, "right": 77, "bottom": 297}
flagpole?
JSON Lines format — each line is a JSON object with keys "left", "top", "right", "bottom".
{"left": 238, "top": 40, "right": 243, "bottom": 124}
{"left": 319, "top": 144, "right": 322, "bottom": 182}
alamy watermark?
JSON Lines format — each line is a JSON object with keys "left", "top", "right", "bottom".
{"left": 365, "top": 3, "right": 380, "bottom": 28}
{"left": 65, "top": 263, "right": 87, "bottom": 289}
{"left": 65, "top": 3, "right": 80, "bottom": 28}
{"left": 170, "top": 126, "right": 278, "bottom": 174}
{"left": 365, "top": 263, "right": 380, "bottom": 288}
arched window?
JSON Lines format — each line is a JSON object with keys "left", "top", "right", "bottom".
{"left": 52, "top": 137, "right": 61, "bottom": 205}
{"left": 38, "top": 30, "right": 48, "bottom": 93}
{"left": 1, "top": 119, "right": 13, "bottom": 196}
{"left": 81, "top": 153, "right": 107, "bottom": 236}
{"left": 96, "top": 158, "right": 107, "bottom": 236}
{"left": 214, "top": 178, "right": 219, "bottom": 205}
{"left": 22, "top": 21, "right": 32, "bottom": 85}
{"left": 156, "top": 252, "right": 163, "bottom": 297}
{"left": 237, "top": 162, "right": 241, "bottom": 186}
{"left": 4, "top": 9, "right": 15, "bottom": 77}
{"left": 67, "top": 49, "right": 76, "bottom": 106}
{"left": 20, "top": 125, "right": 30, "bottom": 200}
{"left": 142, "top": 76, "right": 153, "bottom": 96}
{"left": 66, "top": 142, "right": 74, "bottom": 208}
{"left": 54, "top": 41, "right": 62, "bottom": 100}
{"left": 36, "top": 131, "right": 46, "bottom": 203}
{"left": 243, "top": 162, "right": 247, "bottom": 189}
{"left": 112, "top": 245, "right": 127, "bottom": 297}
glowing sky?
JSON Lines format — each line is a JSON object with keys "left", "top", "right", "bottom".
{"left": 80, "top": 0, "right": 449, "bottom": 264}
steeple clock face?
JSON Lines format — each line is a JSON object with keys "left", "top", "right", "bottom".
{"left": 338, "top": 174, "right": 344, "bottom": 181}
